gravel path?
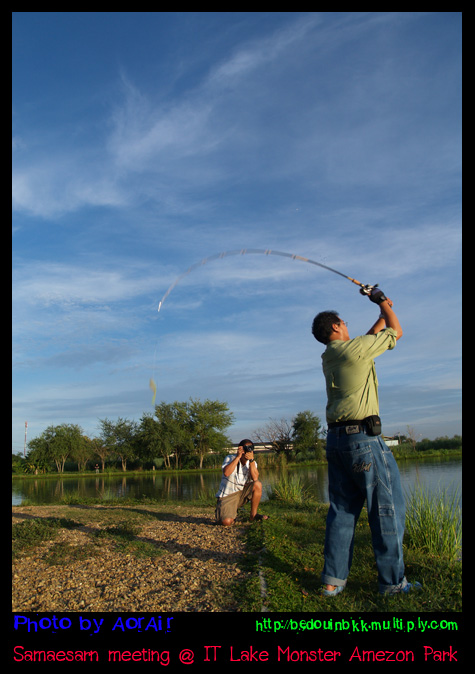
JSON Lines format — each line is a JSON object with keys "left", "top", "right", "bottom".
{"left": 12, "top": 504, "right": 253, "bottom": 612}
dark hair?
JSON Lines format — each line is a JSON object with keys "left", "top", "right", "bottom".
{"left": 239, "top": 438, "right": 254, "bottom": 447}
{"left": 311, "top": 311, "right": 340, "bottom": 345}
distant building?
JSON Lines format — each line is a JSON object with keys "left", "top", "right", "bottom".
{"left": 229, "top": 443, "right": 274, "bottom": 454}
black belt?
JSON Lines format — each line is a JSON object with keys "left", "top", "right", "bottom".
{"left": 327, "top": 420, "right": 365, "bottom": 429}
{"left": 328, "top": 415, "right": 382, "bottom": 437}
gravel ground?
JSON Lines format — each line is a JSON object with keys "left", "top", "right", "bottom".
{"left": 12, "top": 504, "right": 254, "bottom": 612}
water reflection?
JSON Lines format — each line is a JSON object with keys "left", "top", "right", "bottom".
{"left": 12, "top": 457, "right": 461, "bottom": 507}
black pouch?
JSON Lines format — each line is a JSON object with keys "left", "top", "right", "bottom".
{"left": 365, "top": 415, "right": 382, "bottom": 436}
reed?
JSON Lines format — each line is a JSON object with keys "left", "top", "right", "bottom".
{"left": 267, "top": 474, "right": 315, "bottom": 506}
{"left": 404, "top": 483, "right": 462, "bottom": 561}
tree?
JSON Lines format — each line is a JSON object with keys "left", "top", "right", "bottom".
{"left": 140, "top": 398, "right": 233, "bottom": 470}
{"left": 151, "top": 402, "right": 194, "bottom": 470}
{"left": 26, "top": 424, "right": 84, "bottom": 473}
{"left": 137, "top": 413, "right": 162, "bottom": 465}
{"left": 12, "top": 452, "right": 25, "bottom": 474}
{"left": 25, "top": 437, "right": 49, "bottom": 473}
{"left": 99, "top": 418, "right": 137, "bottom": 471}
{"left": 71, "top": 435, "right": 94, "bottom": 472}
{"left": 188, "top": 398, "right": 234, "bottom": 468}
{"left": 17, "top": 443, "right": 50, "bottom": 474}
{"left": 254, "top": 418, "right": 294, "bottom": 455}
{"left": 292, "top": 410, "right": 324, "bottom": 460}
{"left": 90, "top": 437, "right": 111, "bottom": 471}
{"left": 406, "top": 425, "right": 419, "bottom": 452}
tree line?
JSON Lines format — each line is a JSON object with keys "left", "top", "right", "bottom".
{"left": 13, "top": 398, "right": 325, "bottom": 475}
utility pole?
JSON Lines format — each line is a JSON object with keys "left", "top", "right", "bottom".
{"left": 24, "top": 421, "right": 28, "bottom": 457}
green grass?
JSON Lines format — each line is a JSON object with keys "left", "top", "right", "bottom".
{"left": 236, "top": 478, "right": 462, "bottom": 613}
{"left": 267, "top": 474, "right": 316, "bottom": 506}
{"left": 12, "top": 510, "right": 166, "bottom": 565}
{"left": 12, "top": 517, "right": 81, "bottom": 558}
{"left": 404, "top": 483, "right": 461, "bottom": 561}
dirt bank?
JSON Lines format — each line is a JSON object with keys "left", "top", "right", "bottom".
{"left": 12, "top": 504, "right": 253, "bottom": 612}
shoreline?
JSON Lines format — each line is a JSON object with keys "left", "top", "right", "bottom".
{"left": 12, "top": 449, "right": 462, "bottom": 481}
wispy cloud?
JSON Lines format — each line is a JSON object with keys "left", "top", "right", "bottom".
{"left": 12, "top": 13, "right": 461, "bottom": 449}
{"left": 17, "top": 13, "right": 455, "bottom": 220}
{"left": 13, "top": 261, "right": 155, "bottom": 308}
{"left": 12, "top": 151, "right": 127, "bottom": 219}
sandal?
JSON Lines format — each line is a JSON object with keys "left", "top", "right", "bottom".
{"left": 250, "top": 513, "right": 269, "bottom": 522}
{"left": 321, "top": 585, "right": 345, "bottom": 597}
{"left": 380, "top": 580, "right": 422, "bottom": 595}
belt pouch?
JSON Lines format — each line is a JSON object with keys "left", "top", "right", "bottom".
{"left": 365, "top": 415, "right": 382, "bottom": 436}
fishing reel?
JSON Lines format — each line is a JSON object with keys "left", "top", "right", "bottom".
{"left": 359, "top": 283, "right": 378, "bottom": 296}
{"left": 359, "top": 283, "right": 388, "bottom": 305}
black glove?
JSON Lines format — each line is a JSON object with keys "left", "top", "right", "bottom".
{"left": 368, "top": 287, "right": 387, "bottom": 305}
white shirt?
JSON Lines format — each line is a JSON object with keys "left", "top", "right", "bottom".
{"left": 216, "top": 454, "right": 257, "bottom": 498}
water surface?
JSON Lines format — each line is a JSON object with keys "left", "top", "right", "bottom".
{"left": 12, "top": 456, "right": 461, "bottom": 507}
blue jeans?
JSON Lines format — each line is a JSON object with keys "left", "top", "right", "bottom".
{"left": 322, "top": 426, "right": 407, "bottom": 593}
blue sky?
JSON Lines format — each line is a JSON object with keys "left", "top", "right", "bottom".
{"left": 12, "top": 12, "right": 461, "bottom": 453}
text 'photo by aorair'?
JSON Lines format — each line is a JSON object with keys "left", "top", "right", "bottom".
{"left": 11, "top": 612, "right": 463, "bottom": 666}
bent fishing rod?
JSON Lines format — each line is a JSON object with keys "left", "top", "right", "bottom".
{"left": 157, "top": 248, "right": 378, "bottom": 312}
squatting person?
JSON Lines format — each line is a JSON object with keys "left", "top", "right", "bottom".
{"left": 215, "top": 439, "right": 269, "bottom": 525}
{"left": 311, "top": 287, "right": 421, "bottom": 596}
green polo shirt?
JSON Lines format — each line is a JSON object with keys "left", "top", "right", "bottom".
{"left": 322, "top": 328, "right": 398, "bottom": 423}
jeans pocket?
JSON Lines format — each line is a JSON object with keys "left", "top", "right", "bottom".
{"left": 346, "top": 442, "right": 378, "bottom": 489}
{"left": 378, "top": 505, "right": 397, "bottom": 534}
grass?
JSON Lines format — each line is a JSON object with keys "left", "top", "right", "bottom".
{"left": 236, "top": 477, "right": 462, "bottom": 613}
{"left": 93, "top": 520, "right": 166, "bottom": 559}
{"left": 267, "top": 474, "right": 316, "bottom": 506}
{"left": 12, "top": 517, "right": 81, "bottom": 557}
{"left": 12, "top": 509, "right": 166, "bottom": 566}
{"left": 43, "top": 540, "right": 100, "bottom": 566}
{"left": 404, "top": 483, "right": 461, "bottom": 561}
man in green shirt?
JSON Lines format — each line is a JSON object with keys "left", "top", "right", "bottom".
{"left": 312, "top": 288, "right": 421, "bottom": 596}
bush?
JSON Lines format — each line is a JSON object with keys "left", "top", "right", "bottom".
{"left": 416, "top": 435, "right": 462, "bottom": 452}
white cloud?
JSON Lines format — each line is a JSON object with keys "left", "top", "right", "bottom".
{"left": 13, "top": 261, "right": 159, "bottom": 308}
{"left": 12, "top": 13, "right": 461, "bottom": 447}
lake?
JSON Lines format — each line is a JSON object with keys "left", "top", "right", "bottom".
{"left": 12, "top": 456, "right": 461, "bottom": 507}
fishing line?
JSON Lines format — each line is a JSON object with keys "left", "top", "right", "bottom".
{"left": 157, "top": 248, "right": 370, "bottom": 312}
{"left": 151, "top": 248, "right": 374, "bottom": 406}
